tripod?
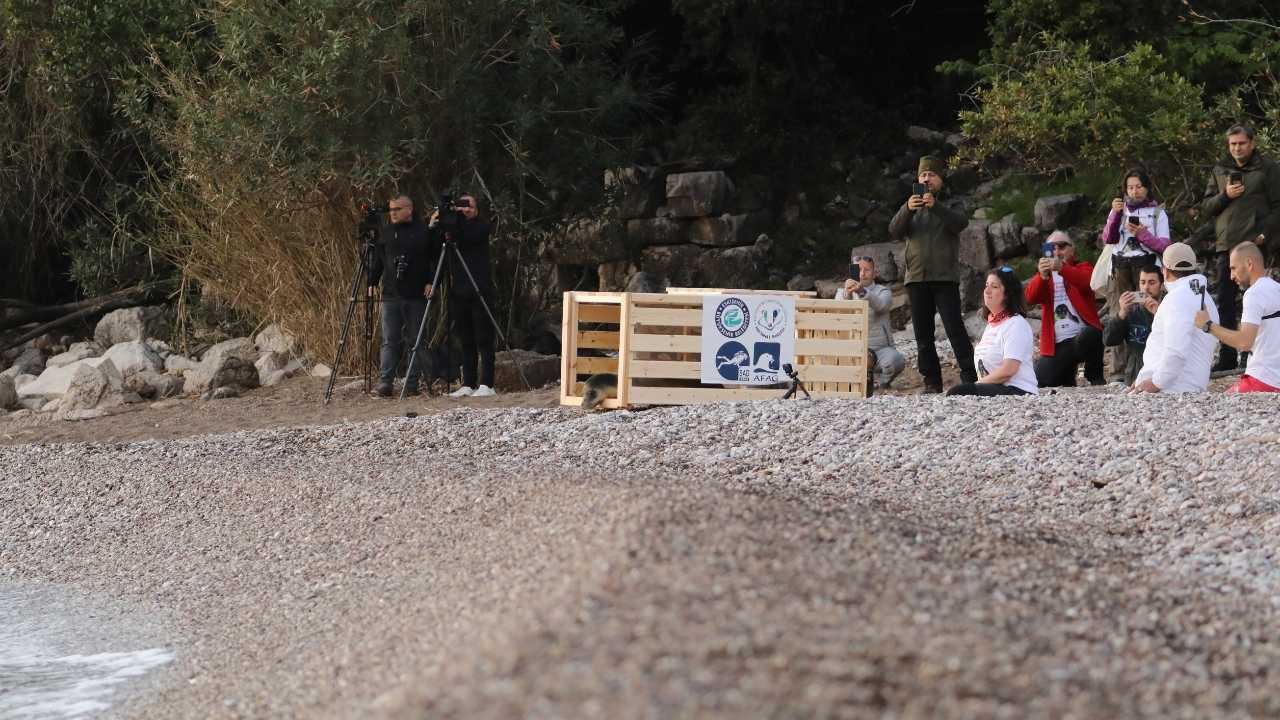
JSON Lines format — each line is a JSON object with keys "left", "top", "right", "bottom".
{"left": 323, "top": 220, "right": 380, "bottom": 404}
{"left": 781, "top": 362, "right": 811, "bottom": 400}
{"left": 401, "top": 236, "right": 531, "bottom": 400}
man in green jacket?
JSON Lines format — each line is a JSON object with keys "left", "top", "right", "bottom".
{"left": 1199, "top": 124, "right": 1280, "bottom": 372}
{"left": 888, "top": 156, "right": 977, "bottom": 393}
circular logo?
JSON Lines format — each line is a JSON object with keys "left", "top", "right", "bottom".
{"left": 754, "top": 300, "right": 788, "bottom": 339}
{"left": 714, "top": 341, "right": 751, "bottom": 381}
{"left": 714, "top": 298, "right": 750, "bottom": 338}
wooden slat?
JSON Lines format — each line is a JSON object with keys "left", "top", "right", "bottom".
{"left": 795, "top": 337, "right": 863, "bottom": 356}
{"left": 574, "top": 356, "right": 618, "bottom": 374}
{"left": 630, "top": 360, "right": 701, "bottom": 379}
{"left": 795, "top": 297, "right": 867, "bottom": 311}
{"left": 618, "top": 295, "right": 633, "bottom": 407}
{"left": 560, "top": 292, "right": 577, "bottom": 404}
{"left": 627, "top": 386, "right": 863, "bottom": 405}
{"left": 629, "top": 333, "right": 701, "bottom": 353}
{"left": 577, "top": 304, "right": 621, "bottom": 323}
{"left": 560, "top": 394, "right": 622, "bottom": 410}
{"left": 577, "top": 331, "right": 620, "bottom": 349}
{"left": 667, "top": 287, "right": 818, "bottom": 297}
{"left": 630, "top": 306, "right": 702, "bottom": 327}
{"left": 567, "top": 291, "right": 624, "bottom": 303}
{"left": 795, "top": 313, "right": 866, "bottom": 332}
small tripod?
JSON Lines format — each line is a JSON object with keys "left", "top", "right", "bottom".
{"left": 323, "top": 216, "right": 380, "bottom": 404}
{"left": 781, "top": 362, "right": 811, "bottom": 400}
{"left": 401, "top": 236, "right": 531, "bottom": 400}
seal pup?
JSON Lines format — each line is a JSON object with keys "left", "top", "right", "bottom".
{"left": 581, "top": 373, "right": 618, "bottom": 411}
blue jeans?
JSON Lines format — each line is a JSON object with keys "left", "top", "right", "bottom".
{"left": 378, "top": 298, "right": 427, "bottom": 387}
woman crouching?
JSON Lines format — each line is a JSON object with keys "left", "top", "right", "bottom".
{"left": 946, "top": 267, "right": 1039, "bottom": 397}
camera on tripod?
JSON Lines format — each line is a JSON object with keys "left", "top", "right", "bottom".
{"left": 433, "top": 192, "right": 468, "bottom": 235}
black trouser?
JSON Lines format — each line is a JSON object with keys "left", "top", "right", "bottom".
{"left": 1216, "top": 251, "right": 1240, "bottom": 366}
{"left": 378, "top": 297, "right": 427, "bottom": 388}
{"left": 1034, "top": 326, "right": 1104, "bottom": 387}
{"left": 945, "top": 383, "right": 1029, "bottom": 397}
{"left": 453, "top": 293, "right": 495, "bottom": 388}
{"left": 908, "top": 281, "right": 977, "bottom": 385}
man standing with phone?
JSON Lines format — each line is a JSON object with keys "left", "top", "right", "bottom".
{"left": 888, "top": 156, "right": 976, "bottom": 394}
{"left": 1198, "top": 124, "right": 1280, "bottom": 372}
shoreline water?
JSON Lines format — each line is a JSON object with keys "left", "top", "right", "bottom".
{"left": 0, "top": 583, "right": 174, "bottom": 719}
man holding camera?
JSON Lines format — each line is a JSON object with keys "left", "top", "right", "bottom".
{"left": 433, "top": 194, "right": 497, "bottom": 397}
{"left": 1131, "top": 243, "right": 1219, "bottom": 394}
{"left": 1195, "top": 241, "right": 1280, "bottom": 393}
{"left": 368, "top": 195, "right": 434, "bottom": 397}
{"left": 1103, "top": 265, "right": 1164, "bottom": 385}
{"left": 835, "top": 254, "right": 905, "bottom": 389}
{"left": 1198, "top": 124, "right": 1280, "bottom": 372}
{"left": 888, "top": 155, "right": 976, "bottom": 394}
{"left": 1024, "top": 231, "right": 1105, "bottom": 387}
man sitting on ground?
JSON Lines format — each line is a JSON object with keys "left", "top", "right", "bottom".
{"left": 1024, "top": 231, "right": 1105, "bottom": 387}
{"left": 1103, "top": 265, "right": 1164, "bottom": 385}
{"left": 836, "top": 253, "right": 906, "bottom": 389}
{"left": 1195, "top": 241, "right": 1280, "bottom": 392}
{"left": 1132, "top": 243, "right": 1219, "bottom": 393}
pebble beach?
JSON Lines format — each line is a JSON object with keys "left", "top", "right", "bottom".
{"left": 3, "top": 390, "right": 1280, "bottom": 718}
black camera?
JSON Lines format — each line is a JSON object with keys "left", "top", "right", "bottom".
{"left": 394, "top": 254, "right": 409, "bottom": 280}
{"left": 434, "top": 192, "right": 466, "bottom": 235}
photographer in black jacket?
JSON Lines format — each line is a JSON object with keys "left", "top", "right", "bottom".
{"left": 367, "top": 195, "right": 434, "bottom": 397}
{"left": 434, "top": 194, "right": 497, "bottom": 397}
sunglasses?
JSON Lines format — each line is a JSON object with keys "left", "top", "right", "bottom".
{"left": 851, "top": 255, "right": 873, "bottom": 263}
{"left": 997, "top": 265, "right": 1015, "bottom": 274}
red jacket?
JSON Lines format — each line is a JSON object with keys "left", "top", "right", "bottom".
{"left": 1024, "top": 260, "right": 1102, "bottom": 356}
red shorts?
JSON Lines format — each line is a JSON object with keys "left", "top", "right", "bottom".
{"left": 1227, "top": 374, "right": 1280, "bottom": 393}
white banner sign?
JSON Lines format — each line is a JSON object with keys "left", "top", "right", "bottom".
{"left": 700, "top": 295, "right": 796, "bottom": 385}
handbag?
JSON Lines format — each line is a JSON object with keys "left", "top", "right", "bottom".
{"left": 1091, "top": 244, "right": 1114, "bottom": 292}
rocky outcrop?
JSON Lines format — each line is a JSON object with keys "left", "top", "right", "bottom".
{"left": 663, "top": 171, "right": 735, "bottom": 218}
{"left": 58, "top": 360, "right": 126, "bottom": 417}
{"left": 989, "top": 214, "right": 1025, "bottom": 259}
{"left": 1033, "top": 194, "right": 1087, "bottom": 231}
{"left": 186, "top": 338, "right": 260, "bottom": 396}
{"left": 93, "top": 306, "right": 168, "bottom": 347}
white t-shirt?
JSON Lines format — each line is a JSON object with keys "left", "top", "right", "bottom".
{"left": 973, "top": 315, "right": 1038, "bottom": 394}
{"left": 1242, "top": 275, "right": 1280, "bottom": 388}
{"left": 1052, "top": 273, "right": 1084, "bottom": 342}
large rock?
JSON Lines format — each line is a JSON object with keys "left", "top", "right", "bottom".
{"left": 186, "top": 338, "right": 260, "bottom": 395}
{"left": 47, "top": 341, "right": 103, "bottom": 369}
{"left": 101, "top": 340, "right": 163, "bottom": 379}
{"left": 958, "top": 219, "right": 992, "bottom": 271}
{"left": 606, "top": 165, "right": 665, "bottom": 220}
{"left": 1, "top": 347, "right": 46, "bottom": 379}
{"left": 625, "top": 217, "right": 688, "bottom": 247}
{"left": 689, "top": 213, "right": 766, "bottom": 248}
{"left": 17, "top": 362, "right": 91, "bottom": 401}
{"left": 94, "top": 306, "right": 168, "bottom": 347}
{"left": 849, "top": 241, "right": 905, "bottom": 284}
{"left": 493, "top": 350, "right": 561, "bottom": 392}
{"left": 542, "top": 217, "right": 627, "bottom": 265}
{"left": 990, "top": 214, "right": 1025, "bottom": 259}
{"left": 663, "top": 171, "right": 735, "bottom": 218}
{"left": 254, "top": 324, "right": 298, "bottom": 356}
{"left": 58, "top": 360, "right": 125, "bottom": 415}
{"left": 957, "top": 265, "right": 987, "bottom": 313}
{"left": 165, "top": 354, "right": 199, "bottom": 375}
{"left": 0, "top": 375, "right": 15, "bottom": 410}
{"left": 597, "top": 261, "right": 634, "bottom": 293}
{"left": 125, "top": 370, "right": 185, "bottom": 400}
{"left": 255, "top": 351, "right": 303, "bottom": 386}
{"left": 1033, "top": 194, "right": 1087, "bottom": 231}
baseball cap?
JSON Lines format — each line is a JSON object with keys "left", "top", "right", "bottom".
{"left": 1162, "top": 242, "right": 1198, "bottom": 271}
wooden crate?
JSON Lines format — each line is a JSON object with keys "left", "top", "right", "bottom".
{"left": 560, "top": 291, "right": 868, "bottom": 408}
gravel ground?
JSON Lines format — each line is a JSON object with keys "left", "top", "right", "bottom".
{"left": 3, "top": 390, "right": 1280, "bottom": 719}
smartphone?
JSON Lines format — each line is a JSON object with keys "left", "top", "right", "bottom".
{"left": 848, "top": 263, "right": 860, "bottom": 281}
{"left": 1127, "top": 215, "right": 1143, "bottom": 227}
{"left": 1041, "top": 241, "right": 1055, "bottom": 258}
{"left": 1230, "top": 171, "right": 1243, "bottom": 185}
{"left": 912, "top": 182, "right": 928, "bottom": 196}
{"left": 1133, "top": 291, "right": 1147, "bottom": 302}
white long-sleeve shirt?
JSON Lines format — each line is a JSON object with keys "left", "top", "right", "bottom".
{"left": 1136, "top": 274, "right": 1219, "bottom": 392}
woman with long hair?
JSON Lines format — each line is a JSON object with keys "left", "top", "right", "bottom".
{"left": 946, "top": 267, "right": 1039, "bottom": 397}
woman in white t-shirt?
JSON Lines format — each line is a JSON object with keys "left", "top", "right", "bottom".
{"left": 946, "top": 267, "right": 1039, "bottom": 397}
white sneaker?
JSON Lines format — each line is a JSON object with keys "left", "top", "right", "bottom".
{"left": 449, "top": 386, "right": 475, "bottom": 398}
{"left": 471, "top": 385, "right": 496, "bottom": 397}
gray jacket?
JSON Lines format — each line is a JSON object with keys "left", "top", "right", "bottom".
{"left": 835, "top": 281, "right": 894, "bottom": 350}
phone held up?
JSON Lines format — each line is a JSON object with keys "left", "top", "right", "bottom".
{"left": 1041, "top": 241, "right": 1055, "bottom": 258}
{"left": 848, "top": 263, "right": 861, "bottom": 282}
{"left": 912, "top": 182, "right": 928, "bottom": 197}
{"left": 1230, "top": 170, "right": 1244, "bottom": 185}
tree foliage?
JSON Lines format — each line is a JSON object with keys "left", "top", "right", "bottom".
{"left": 143, "top": 0, "right": 649, "bottom": 361}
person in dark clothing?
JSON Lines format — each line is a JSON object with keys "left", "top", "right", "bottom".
{"left": 435, "top": 194, "right": 497, "bottom": 397}
{"left": 1102, "top": 265, "right": 1164, "bottom": 385}
{"left": 1198, "top": 123, "right": 1280, "bottom": 372}
{"left": 888, "top": 155, "right": 977, "bottom": 394}
{"left": 367, "top": 195, "right": 434, "bottom": 397}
